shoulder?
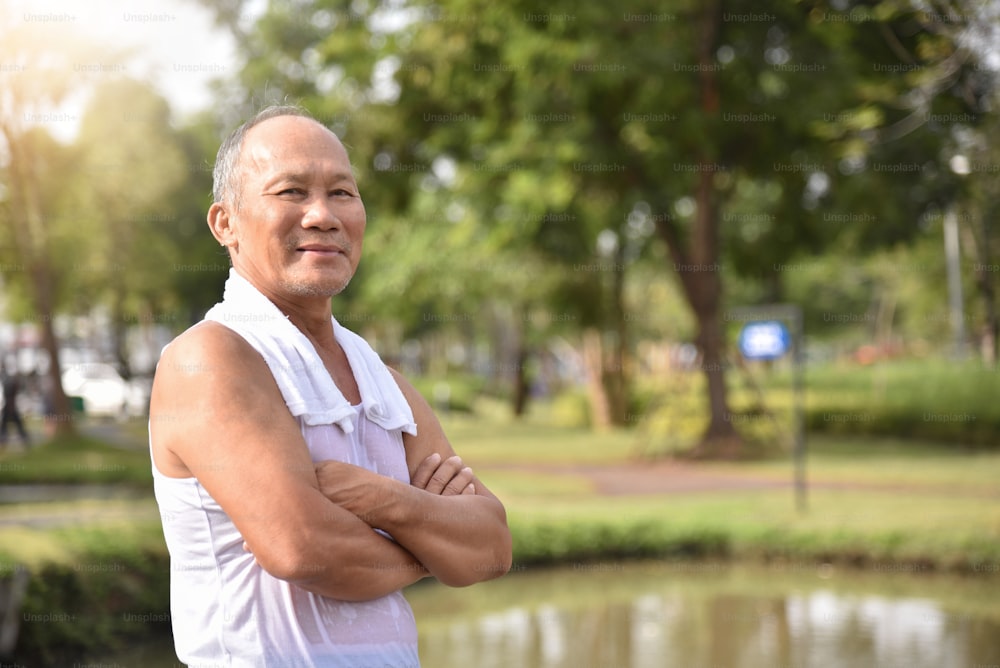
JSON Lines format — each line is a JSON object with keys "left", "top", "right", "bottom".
{"left": 150, "top": 321, "right": 293, "bottom": 474}
{"left": 156, "top": 321, "right": 263, "bottom": 380}
{"left": 161, "top": 319, "right": 250, "bottom": 358}
{"left": 151, "top": 321, "right": 276, "bottom": 421}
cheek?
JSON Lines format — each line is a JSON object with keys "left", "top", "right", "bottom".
{"left": 351, "top": 235, "right": 364, "bottom": 264}
{"left": 349, "top": 207, "right": 367, "bottom": 239}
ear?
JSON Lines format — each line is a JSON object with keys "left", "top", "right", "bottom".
{"left": 207, "top": 202, "right": 237, "bottom": 251}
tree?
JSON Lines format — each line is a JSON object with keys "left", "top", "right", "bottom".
{"left": 69, "top": 80, "right": 191, "bottom": 377}
{"left": 671, "top": 0, "right": 992, "bottom": 452}
{"left": 0, "top": 18, "right": 124, "bottom": 436}
{"left": 199, "top": 0, "right": 993, "bottom": 456}
{"left": 164, "top": 111, "right": 234, "bottom": 328}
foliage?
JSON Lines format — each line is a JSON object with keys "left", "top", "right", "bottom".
{"left": 6, "top": 522, "right": 169, "bottom": 664}
{"left": 801, "top": 357, "right": 1000, "bottom": 444}
{"left": 743, "top": 356, "right": 1000, "bottom": 445}
{"left": 162, "top": 111, "right": 234, "bottom": 326}
{"left": 0, "top": 432, "right": 152, "bottom": 485}
{"left": 408, "top": 373, "right": 485, "bottom": 413}
{"left": 0, "top": 15, "right": 227, "bottom": 385}
{"left": 63, "top": 84, "right": 232, "bottom": 359}
{"left": 194, "top": 0, "right": 999, "bottom": 452}
{"left": 0, "top": 128, "right": 80, "bottom": 318}
{"left": 0, "top": 14, "right": 137, "bottom": 433}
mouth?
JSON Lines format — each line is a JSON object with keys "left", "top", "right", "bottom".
{"left": 296, "top": 244, "right": 346, "bottom": 256}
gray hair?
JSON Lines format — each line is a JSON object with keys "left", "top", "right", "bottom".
{"left": 211, "top": 104, "right": 318, "bottom": 208}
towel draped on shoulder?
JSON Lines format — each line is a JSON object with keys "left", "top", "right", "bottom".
{"left": 203, "top": 269, "right": 417, "bottom": 436}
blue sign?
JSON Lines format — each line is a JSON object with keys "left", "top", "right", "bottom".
{"left": 738, "top": 321, "right": 790, "bottom": 360}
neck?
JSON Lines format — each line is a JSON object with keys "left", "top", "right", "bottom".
{"left": 234, "top": 268, "right": 338, "bottom": 346}
{"left": 273, "top": 296, "right": 337, "bottom": 347}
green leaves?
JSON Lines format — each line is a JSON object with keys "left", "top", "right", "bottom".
{"left": 194, "top": 0, "right": 997, "bottom": 432}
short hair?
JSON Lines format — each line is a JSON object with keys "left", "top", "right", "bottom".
{"left": 211, "top": 104, "right": 318, "bottom": 208}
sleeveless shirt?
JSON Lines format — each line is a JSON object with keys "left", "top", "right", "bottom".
{"left": 152, "top": 274, "right": 420, "bottom": 667}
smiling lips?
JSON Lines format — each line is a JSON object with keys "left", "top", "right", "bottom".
{"left": 297, "top": 243, "right": 346, "bottom": 256}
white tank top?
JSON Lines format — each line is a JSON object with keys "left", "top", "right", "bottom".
{"left": 153, "top": 403, "right": 420, "bottom": 666}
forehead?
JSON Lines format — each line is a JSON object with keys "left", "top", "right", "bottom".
{"left": 240, "top": 116, "right": 353, "bottom": 180}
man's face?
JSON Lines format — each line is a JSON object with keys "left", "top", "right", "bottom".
{"left": 222, "top": 115, "right": 367, "bottom": 301}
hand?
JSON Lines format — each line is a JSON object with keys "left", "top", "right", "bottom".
{"left": 410, "top": 453, "right": 476, "bottom": 496}
{"left": 313, "top": 459, "right": 391, "bottom": 522}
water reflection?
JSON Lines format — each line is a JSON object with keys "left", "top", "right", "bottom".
{"left": 411, "top": 563, "right": 1000, "bottom": 668}
{"left": 92, "top": 562, "right": 1000, "bottom": 667}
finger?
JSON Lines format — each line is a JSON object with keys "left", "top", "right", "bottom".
{"left": 424, "top": 455, "right": 465, "bottom": 495}
{"left": 441, "top": 467, "right": 475, "bottom": 496}
{"left": 461, "top": 482, "right": 476, "bottom": 496}
{"left": 410, "top": 452, "right": 442, "bottom": 489}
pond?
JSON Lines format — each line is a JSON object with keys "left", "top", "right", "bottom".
{"left": 96, "top": 560, "right": 1000, "bottom": 667}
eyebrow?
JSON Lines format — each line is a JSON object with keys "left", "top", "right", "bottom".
{"left": 263, "top": 170, "right": 357, "bottom": 188}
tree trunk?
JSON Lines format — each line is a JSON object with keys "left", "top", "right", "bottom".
{"left": 582, "top": 328, "right": 611, "bottom": 431}
{"left": 688, "top": 0, "right": 740, "bottom": 455}
{"left": 508, "top": 306, "right": 532, "bottom": 419}
{"left": 605, "top": 242, "right": 629, "bottom": 426}
{"left": 111, "top": 287, "right": 132, "bottom": 380}
{"left": 37, "top": 295, "right": 76, "bottom": 438}
{"left": 5, "top": 127, "right": 75, "bottom": 438}
{"left": 960, "top": 214, "right": 999, "bottom": 367}
{"left": 651, "top": 0, "right": 740, "bottom": 457}
{"left": 511, "top": 344, "right": 530, "bottom": 418}
{"left": 693, "top": 311, "right": 738, "bottom": 447}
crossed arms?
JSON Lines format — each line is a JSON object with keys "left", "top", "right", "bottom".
{"left": 149, "top": 322, "right": 512, "bottom": 601}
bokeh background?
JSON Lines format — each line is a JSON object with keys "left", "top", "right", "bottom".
{"left": 1, "top": 1, "right": 999, "bottom": 666}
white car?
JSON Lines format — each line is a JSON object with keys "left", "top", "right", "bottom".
{"left": 61, "top": 362, "right": 129, "bottom": 418}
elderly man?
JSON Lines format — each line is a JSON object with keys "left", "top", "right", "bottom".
{"left": 149, "top": 105, "right": 512, "bottom": 667}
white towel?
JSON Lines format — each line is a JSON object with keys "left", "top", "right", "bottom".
{"left": 203, "top": 269, "right": 417, "bottom": 436}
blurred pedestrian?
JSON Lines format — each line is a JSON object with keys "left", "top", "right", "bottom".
{"left": 0, "top": 366, "right": 30, "bottom": 448}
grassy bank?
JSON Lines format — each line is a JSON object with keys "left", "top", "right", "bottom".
{"left": 5, "top": 481, "right": 997, "bottom": 661}
{"left": 502, "top": 489, "right": 1000, "bottom": 572}
{"left": 0, "top": 431, "right": 152, "bottom": 486}
{"left": 2, "top": 419, "right": 998, "bottom": 660}
{"left": 2, "top": 522, "right": 170, "bottom": 664}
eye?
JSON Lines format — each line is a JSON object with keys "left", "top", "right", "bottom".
{"left": 277, "top": 187, "right": 305, "bottom": 196}
{"left": 330, "top": 188, "right": 356, "bottom": 198}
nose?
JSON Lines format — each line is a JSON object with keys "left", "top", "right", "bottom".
{"left": 301, "top": 194, "right": 341, "bottom": 231}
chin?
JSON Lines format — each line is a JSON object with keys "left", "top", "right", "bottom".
{"left": 281, "top": 276, "right": 351, "bottom": 298}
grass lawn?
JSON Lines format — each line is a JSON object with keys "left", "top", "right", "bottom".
{"left": 0, "top": 415, "right": 997, "bottom": 573}
{"left": 445, "top": 414, "right": 1000, "bottom": 571}
{"left": 445, "top": 410, "right": 1000, "bottom": 491}
{"left": 0, "top": 428, "right": 152, "bottom": 486}
{"left": 440, "top": 412, "right": 639, "bottom": 465}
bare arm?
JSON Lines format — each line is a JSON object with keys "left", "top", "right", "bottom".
{"left": 149, "top": 323, "right": 428, "bottom": 601}
{"left": 314, "top": 369, "right": 512, "bottom": 587}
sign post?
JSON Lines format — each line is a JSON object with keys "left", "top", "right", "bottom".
{"left": 731, "top": 304, "right": 806, "bottom": 512}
